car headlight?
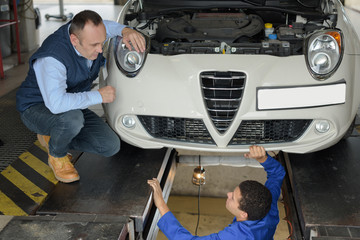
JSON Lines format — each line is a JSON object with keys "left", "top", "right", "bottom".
{"left": 114, "top": 34, "right": 149, "bottom": 77}
{"left": 306, "top": 30, "right": 343, "bottom": 80}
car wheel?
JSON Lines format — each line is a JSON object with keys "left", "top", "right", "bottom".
{"left": 342, "top": 117, "right": 356, "bottom": 139}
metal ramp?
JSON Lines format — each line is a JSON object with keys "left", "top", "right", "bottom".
{"left": 0, "top": 85, "right": 176, "bottom": 239}
{"left": 0, "top": 142, "right": 175, "bottom": 239}
{"left": 282, "top": 137, "right": 360, "bottom": 240}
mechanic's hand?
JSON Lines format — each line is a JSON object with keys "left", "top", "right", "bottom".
{"left": 122, "top": 27, "right": 146, "bottom": 53}
{"left": 98, "top": 86, "right": 116, "bottom": 103}
{"left": 147, "top": 178, "right": 170, "bottom": 216}
{"left": 244, "top": 145, "right": 268, "bottom": 163}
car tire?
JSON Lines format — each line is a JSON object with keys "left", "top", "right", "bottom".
{"left": 342, "top": 116, "right": 356, "bottom": 139}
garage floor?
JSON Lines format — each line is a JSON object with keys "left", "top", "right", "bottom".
{"left": 1, "top": 1, "right": 360, "bottom": 239}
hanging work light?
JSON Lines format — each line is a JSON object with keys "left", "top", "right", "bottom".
{"left": 192, "top": 166, "right": 206, "bottom": 186}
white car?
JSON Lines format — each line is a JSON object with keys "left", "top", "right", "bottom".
{"left": 100, "top": 0, "right": 360, "bottom": 154}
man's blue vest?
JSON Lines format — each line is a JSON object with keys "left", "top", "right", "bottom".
{"left": 16, "top": 22, "right": 105, "bottom": 112}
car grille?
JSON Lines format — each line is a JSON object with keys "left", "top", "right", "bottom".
{"left": 200, "top": 71, "right": 246, "bottom": 134}
{"left": 138, "top": 116, "right": 215, "bottom": 144}
{"left": 229, "top": 120, "right": 312, "bottom": 145}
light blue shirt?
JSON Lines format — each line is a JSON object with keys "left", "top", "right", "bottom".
{"left": 33, "top": 20, "right": 125, "bottom": 114}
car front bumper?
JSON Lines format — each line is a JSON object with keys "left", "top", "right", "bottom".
{"left": 102, "top": 52, "right": 360, "bottom": 153}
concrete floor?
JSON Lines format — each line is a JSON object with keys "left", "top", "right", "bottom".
{"left": 1, "top": 1, "right": 360, "bottom": 239}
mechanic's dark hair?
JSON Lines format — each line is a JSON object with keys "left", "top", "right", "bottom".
{"left": 238, "top": 180, "right": 272, "bottom": 220}
{"left": 69, "top": 10, "right": 103, "bottom": 35}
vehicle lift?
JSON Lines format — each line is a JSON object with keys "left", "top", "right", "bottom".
{"left": 281, "top": 136, "right": 360, "bottom": 240}
{"left": 1, "top": 136, "right": 360, "bottom": 239}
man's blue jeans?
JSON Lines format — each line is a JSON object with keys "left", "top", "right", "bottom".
{"left": 20, "top": 104, "right": 120, "bottom": 158}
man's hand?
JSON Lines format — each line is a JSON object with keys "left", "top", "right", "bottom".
{"left": 98, "top": 86, "right": 116, "bottom": 103}
{"left": 147, "top": 178, "right": 170, "bottom": 216}
{"left": 122, "top": 27, "right": 146, "bottom": 53}
{"left": 244, "top": 145, "right": 268, "bottom": 163}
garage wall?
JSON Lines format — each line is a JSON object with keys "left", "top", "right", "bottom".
{"left": 171, "top": 164, "right": 267, "bottom": 197}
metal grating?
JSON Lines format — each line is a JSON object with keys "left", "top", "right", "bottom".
{"left": 0, "top": 89, "right": 36, "bottom": 171}
{"left": 229, "top": 119, "right": 312, "bottom": 145}
{"left": 138, "top": 116, "right": 215, "bottom": 144}
{"left": 200, "top": 71, "right": 246, "bottom": 134}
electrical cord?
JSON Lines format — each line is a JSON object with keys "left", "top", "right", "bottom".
{"left": 195, "top": 155, "right": 201, "bottom": 236}
{"left": 281, "top": 198, "right": 294, "bottom": 240}
{"left": 195, "top": 183, "right": 201, "bottom": 236}
{"left": 280, "top": 180, "right": 294, "bottom": 240}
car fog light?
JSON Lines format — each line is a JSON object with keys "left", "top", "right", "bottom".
{"left": 315, "top": 120, "right": 330, "bottom": 133}
{"left": 122, "top": 115, "right": 136, "bottom": 128}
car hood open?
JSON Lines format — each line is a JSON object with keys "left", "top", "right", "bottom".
{"left": 141, "top": 0, "right": 325, "bottom": 11}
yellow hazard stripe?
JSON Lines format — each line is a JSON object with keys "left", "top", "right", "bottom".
{"left": 0, "top": 190, "right": 27, "bottom": 216}
{"left": 1, "top": 166, "right": 48, "bottom": 204}
{"left": 34, "top": 140, "right": 47, "bottom": 153}
{"left": 356, "top": 125, "right": 360, "bottom": 133}
{"left": 19, "top": 152, "right": 58, "bottom": 185}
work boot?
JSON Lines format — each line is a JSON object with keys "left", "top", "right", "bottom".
{"left": 48, "top": 154, "right": 80, "bottom": 183}
{"left": 37, "top": 134, "right": 50, "bottom": 152}
{"left": 37, "top": 134, "right": 72, "bottom": 160}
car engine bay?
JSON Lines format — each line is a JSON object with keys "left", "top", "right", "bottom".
{"left": 125, "top": 0, "right": 338, "bottom": 56}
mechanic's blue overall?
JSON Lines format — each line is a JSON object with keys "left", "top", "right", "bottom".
{"left": 158, "top": 155, "right": 286, "bottom": 240}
